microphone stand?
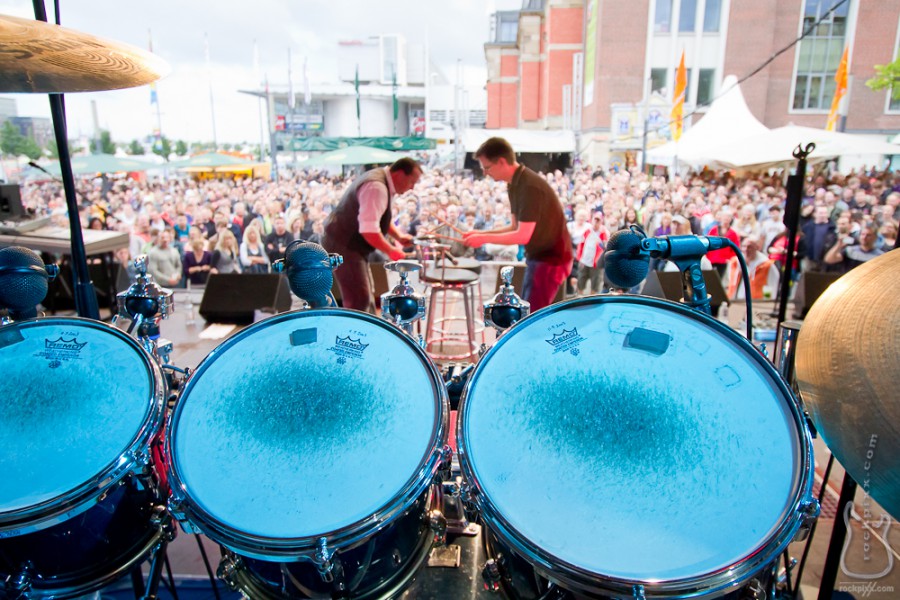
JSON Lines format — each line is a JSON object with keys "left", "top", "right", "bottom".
{"left": 674, "top": 259, "right": 711, "bottom": 315}
{"left": 776, "top": 143, "right": 814, "bottom": 325}
{"left": 32, "top": 1, "right": 101, "bottom": 321}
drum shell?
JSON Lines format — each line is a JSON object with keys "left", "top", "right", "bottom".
{"left": 165, "top": 308, "right": 450, "bottom": 562}
{"left": 0, "top": 317, "right": 168, "bottom": 597}
{"left": 457, "top": 295, "right": 817, "bottom": 599}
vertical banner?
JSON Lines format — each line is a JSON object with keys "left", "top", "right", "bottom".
{"left": 670, "top": 50, "right": 686, "bottom": 142}
{"left": 583, "top": 0, "right": 597, "bottom": 107}
{"left": 826, "top": 46, "right": 849, "bottom": 132}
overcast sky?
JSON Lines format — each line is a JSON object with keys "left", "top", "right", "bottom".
{"left": 0, "top": 0, "right": 521, "bottom": 145}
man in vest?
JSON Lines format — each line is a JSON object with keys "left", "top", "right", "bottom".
{"left": 323, "top": 158, "right": 422, "bottom": 313}
{"left": 463, "top": 137, "right": 572, "bottom": 310}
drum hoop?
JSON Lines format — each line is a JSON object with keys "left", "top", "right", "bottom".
{"left": 166, "top": 308, "right": 449, "bottom": 560}
{"left": 457, "top": 295, "right": 816, "bottom": 597}
{"left": 0, "top": 316, "right": 166, "bottom": 536}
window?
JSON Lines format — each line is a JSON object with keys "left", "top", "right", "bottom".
{"left": 697, "top": 69, "right": 715, "bottom": 105}
{"left": 703, "top": 0, "right": 722, "bottom": 32}
{"left": 651, "top": 68, "right": 668, "bottom": 94}
{"left": 679, "top": 0, "right": 697, "bottom": 32}
{"left": 655, "top": 0, "right": 673, "bottom": 33}
{"left": 792, "top": 0, "right": 850, "bottom": 110}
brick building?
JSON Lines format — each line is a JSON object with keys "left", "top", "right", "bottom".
{"left": 487, "top": 0, "right": 900, "bottom": 167}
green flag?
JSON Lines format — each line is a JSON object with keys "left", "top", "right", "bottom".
{"left": 392, "top": 71, "right": 398, "bottom": 122}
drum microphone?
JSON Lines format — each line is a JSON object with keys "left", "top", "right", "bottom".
{"left": 283, "top": 241, "right": 342, "bottom": 308}
{"left": 0, "top": 246, "right": 59, "bottom": 319}
{"left": 603, "top": 228, "right": 650, "bottom": 289}
{"left": 641, "top": 235, "right": 728, "bottom": 259}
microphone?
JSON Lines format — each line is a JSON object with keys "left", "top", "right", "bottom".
{"left": 604, "top": 228, "right": 650, "bottom": 289}
{"left": 0, "top": 246, "right": 58, "bottom": 319}
{"left": 641, "top": 235, "right": 728, "bottom": 259}
{"left": 283, "top": 241, "right": 342, "bottom": 308}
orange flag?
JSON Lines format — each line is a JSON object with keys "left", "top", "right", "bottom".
{"left": 826, "top": 46, "right": 849, "bottom": 131}
{"left": 671, "top": 51, "right": 687, "bottom": 142}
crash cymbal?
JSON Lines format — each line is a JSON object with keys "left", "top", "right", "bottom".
{"left": 796, "top": 250, "right": 900, "bottom": 519}
{"left": 0, "top": 14, "right": 168, "bottom": 93}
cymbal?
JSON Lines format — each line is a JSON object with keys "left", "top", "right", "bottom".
{"left": 796, "top": 250, "right": 900, "bottom": 519}
{"left": 0, "top": 14, "right": 169, "bottom": 93}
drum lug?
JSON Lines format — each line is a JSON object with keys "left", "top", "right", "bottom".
{"left": 741, "top": 577, "right": 766, "bottom": 600}
{"left": 5, "top": 562, "right": 33, "bottom": 599}
{"left": 427, "top": 509, "right": 448, "bottom": 546}
{"left": 794, "top": 499, "right": 820, "bottom": 542}
{"left": 632, "top": 584, "right": 646, "bottom": 600}
{"left": 481, "top": 558, "right": 502, "bottom": 593}
{"left": 314, "top": 537, "right": 337, "bottom": 583}
{"left": 437, "top": 444, "right": 454, "bottom": 478}
{"left": 216, "top": 554, "right": 242, "bottom": 591}
{"left": 168, "top": 498, "right": 203, "bottom": 535}
{"left": 150, "top": 505, "right": 176, "bottom": 541}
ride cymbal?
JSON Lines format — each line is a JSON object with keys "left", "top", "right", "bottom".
{"left": 796, "top": 250, "right": 900, "bottom": 519}
{"left": 0, "top": 14, "right": 168, "bottom": 93}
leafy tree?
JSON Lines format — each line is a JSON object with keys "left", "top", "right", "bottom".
{"left": 127, "top": 140, "right": 145, "bottom": 155}
{"left": 0, "top": 121, "right": 22, "bottom": 156}
{"left": 0, "top": 121, "right": 42, "bottom": 159}
{"left": 152, "top": 136, "right": 172, "bottom": 161}
{"left": 46, "top": 137, "right": 81, "bottom": 159}
{"left": 866, "top": 58, "right": 900, "bottom": 100}
{"left": 174, "top": 140, "right": 188, "bottom": 156}
{"left": 98, "top": 130, "right": 117, "bottom": 155}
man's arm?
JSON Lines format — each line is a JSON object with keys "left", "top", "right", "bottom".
{"left": 823, "top": 238, "right": 846, "bottom": 265}
{"left": 361, "top": 232, "right": 406, "bottom": 260}
{"left": 387, "top": 222, "right": 413, "bottom": 246}
{"left": 463, "top": 216, "right": 535, "bottom": 248}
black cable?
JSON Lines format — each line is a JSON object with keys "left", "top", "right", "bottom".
{"left": 164, "top": 555, "right": 180, "bottom": 600}
{"left": 723, "top": 238, "right": 753, "bottom": 340}
{"left": 795, "top": 452, "right": 835, "bottom": 591}
{"left": 195, "top": 536, "right": 222, "bottom": 600}
{"left": 782, "top": 550, "right": 794, "bottom": 598}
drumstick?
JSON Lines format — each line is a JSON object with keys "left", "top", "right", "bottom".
{"left": 430, "top": 232, "right": 465, "bottom": 244}
{"left": 435, "top": 215, "right": 465, "bottom": 235}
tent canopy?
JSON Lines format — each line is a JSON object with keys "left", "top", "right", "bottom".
{"left": 167, "top": 152, "right": 249, "bottom": 169}
{"left": 462, "top": 128, "right": 576, "bottom": 154}
{"left": 45, "top": 153, "right": 154, "bottom": 175}
{"left": 293, "top": 137, "right": 435, "bottom": 152}
{"left": 646, "top": 75, "right": 770, "bottom": 168}
{"left": 707, "top": 124, "right": 900, "bottom": 170}
{"left": 298, "top": 145, "right": 407, "bottom": 166}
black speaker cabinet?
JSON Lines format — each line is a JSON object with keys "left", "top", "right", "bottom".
{"left": 199, "top": 273, "right": 292, "bottom": 324}
{"left": 792, "top": 270, "right": 843, "bottom": 319}
{"left": 642, "top": 269, "right": 728, "bottom": 307}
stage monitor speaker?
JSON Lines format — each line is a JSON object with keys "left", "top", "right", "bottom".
{"left": 0, "top": 184, "right": 26, "bottom": 221}
{"left": 199, "top": 273, "right": 292, "bottom": 324}
{"left": 792, "top": 271, "right": 843, "bottom": 319}
{"left": 642, "top": 270, "right": 728, "bottom": 307}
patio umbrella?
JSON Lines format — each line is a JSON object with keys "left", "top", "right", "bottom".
{"left": 44, "top": 153, "right": 153, "bottom": 175}
{"left": 167, "top": 152, "right": 249, "bottom": 170}
{"left": 299, "top": 145, "right": 406, "bottom": 166}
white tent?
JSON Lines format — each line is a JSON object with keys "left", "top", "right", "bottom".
{"left": 706, "top": 124, "right": 900, "bottom": 170}
{"left": 645, "top": 75, "right": 769, "bottom": 168}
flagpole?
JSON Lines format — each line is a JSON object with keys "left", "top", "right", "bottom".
{"left": 355, "top": 64, "right": 361, "bottom": 137}
{"left": 148, "top": 29, "right": 166, "bottom": 176}
{"left": 205, "top": 32, "right": 218, "bottom": 150}
{"left": 254, "top": 40, "right": 266, "bottom": 163}
{"left": 288, "top": 48, "right": 296, "bottom": 168}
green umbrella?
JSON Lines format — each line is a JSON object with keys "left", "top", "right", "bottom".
{"left": 44, "top": 153, "right": 154, "bottom": 175}
{"left": 299, "top": 145, "right": 406, "bottom": 166}
{"left": 167, "top": 152, "right": 248, "bottom": 169}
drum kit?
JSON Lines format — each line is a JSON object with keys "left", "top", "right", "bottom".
{"left": 1, "top": 10, "right": 897, "bottom": 600}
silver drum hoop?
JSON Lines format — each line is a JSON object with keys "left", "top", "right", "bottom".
{"left": 0, "top": 316, "right": 166, "bottom": 536}
{"left": 457, "top": 295, "right": 816, "bottom": 598}
{"left": 166, "top": 308, "right": 449, "bottom": 561}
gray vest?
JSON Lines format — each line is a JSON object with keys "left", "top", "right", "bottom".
{"left": 324, "top": 168, "right": 393, "bottom": 255}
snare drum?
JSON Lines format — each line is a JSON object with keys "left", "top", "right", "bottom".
{"left": 458, "top": 296, "right": 818, "bottom": 599}
{"left": 0, "top": 317, "right": 168, "bottom": 599}
{"left": 166, "top": 309, "right": 449, "bottom": 599}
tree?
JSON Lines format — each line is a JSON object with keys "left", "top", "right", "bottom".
{"left": 47, "top": 137, "right": 82, "bottom": 159}
{"left": 152, "top": 136, "right": 172, "bottom": 161}
{"left": 0, "top": 121, "right": 42, "bottom": 159}
{"left": 127, "top": 140, "right": 145, "bottom": 155}
{"left": 97, "top": 130, "right": 117, "bottom": 155}
{"left": 174, "top": 140, "right": 188, "bottom": 156}
{"left": 866, "top": 58, "right": 900, "bottom": 100}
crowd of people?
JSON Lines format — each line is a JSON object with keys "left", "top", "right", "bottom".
{"left": 20, "top": 155, "right": 899, "bottom": 305}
